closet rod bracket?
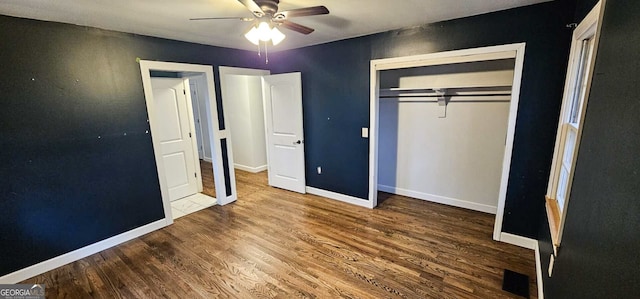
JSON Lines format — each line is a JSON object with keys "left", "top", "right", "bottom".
{"left": 436, "top": 89, "right": 448, "bottom": 118}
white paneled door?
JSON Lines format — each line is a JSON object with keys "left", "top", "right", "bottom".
{"left": 151, "top": 78, "right": 200, "bottom": 201}
{"left": 262, "top": 73, "right": 306, "bottom": 193}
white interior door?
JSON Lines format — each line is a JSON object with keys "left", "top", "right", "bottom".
{"left": 262, "top": 73, "right": 306, "bottom": 193}
{"left": 151, "top": 77, "right": 199, "bottom": 201}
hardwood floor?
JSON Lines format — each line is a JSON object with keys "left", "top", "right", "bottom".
{"left": 199, "top": 160, "right": 216, "bottom": 198}
{"left": 23, "top": 169, "right": 537, "bottom": 298}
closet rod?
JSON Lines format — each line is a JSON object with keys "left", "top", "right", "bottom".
{"left": 380, "top": 86, "right": 512, "bottom": 93}
{"left": 379, "top": 99, "right": 511, "bottom": 103}
{"left": 380, "top": 93, "right": 511, "bottom": 98}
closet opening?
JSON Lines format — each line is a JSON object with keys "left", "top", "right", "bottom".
{"left": 369, "top": 44, "right": 527, "bottom": 243}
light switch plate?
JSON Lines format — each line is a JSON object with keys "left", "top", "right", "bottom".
{"left": 362, "top": 127, "right": 369, "bottom": 138}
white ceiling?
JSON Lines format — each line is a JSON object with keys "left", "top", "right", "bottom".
{"left": 0, "top": 0, "right": 551, "bottom": 51}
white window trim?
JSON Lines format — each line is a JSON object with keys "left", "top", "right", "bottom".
{"left": 546, "top": 1, "right": 604, "bottom": 247}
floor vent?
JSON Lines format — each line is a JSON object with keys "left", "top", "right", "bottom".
{"left": 502, "top": 269, "right": 530, "bottom": 298}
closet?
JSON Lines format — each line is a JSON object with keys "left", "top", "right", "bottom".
{"left": 376, "top": 56, "right": 516, "bottom": 214}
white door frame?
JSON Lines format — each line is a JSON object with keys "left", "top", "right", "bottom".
{"left": 188, "top": 76, "right": 206, "bottom": 159}
{"left": 218, "top": 66, "right": 271, "bottom": 192}
{"left": 140, "top": 60, "right": 237, "bottom": 225}
{"left": 368, "top": 43, "right": 527, "bottom": 242}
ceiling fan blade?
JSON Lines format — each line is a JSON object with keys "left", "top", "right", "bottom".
{"left": 190, "top": 17, "right": 254, "bottom": 21}
{"left": 237, "top": 0, "right": 265, "bottom": 17}
{"left": 279, "top": 20, "right": 315, "bottom": 35}
{"left": 275, "top": 6, "right": 329, "bottom": 19}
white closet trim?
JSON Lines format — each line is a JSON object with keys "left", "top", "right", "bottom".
{"left": 369, "top": 43, "right": 527, "bottom": 244}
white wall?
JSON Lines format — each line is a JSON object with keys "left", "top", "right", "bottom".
{"left": 221, "top": 75, "right": 267, "bottom": 173}
{"left": 378, "top": 59, "right": 515, "bottom": 213}
{"left": 247, "top": 76, "right": 267, "bottom": 169}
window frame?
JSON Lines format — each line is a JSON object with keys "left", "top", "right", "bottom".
{"left": 546, "top": 1, "right": 603, "bottom": 254}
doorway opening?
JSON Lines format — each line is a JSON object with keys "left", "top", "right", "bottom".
{"left": 369, "top": 43, "right": 528, "bottom": 246}
{"left": 140, "top": 61, "right": 237, "bottom": 224}
{"left": 219, "top": 66, "right": 307, "bottom": 195}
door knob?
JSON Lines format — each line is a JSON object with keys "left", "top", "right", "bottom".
{"left": 293, "top": 140, "right": 302, "bottom": 145}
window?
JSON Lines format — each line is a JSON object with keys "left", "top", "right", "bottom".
{"left": 546, "top": 2, "right": 602, "bottom": 254}
{"left": 555, "top": 37, "right": 595, "bottom": 212}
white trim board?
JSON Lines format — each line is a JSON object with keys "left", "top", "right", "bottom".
{"left": 0, "top": 219, "right": 167, "bottom": 284}
{"left": 234, "top": 164, "right": 267, "bottom": 173}
{"left": 378, "top": 185, "right": 497, "bottom": 214}
{"left": 535, "top": 242, "right": 545, "bottom": 299}
{"left": 499, "top": 232, "right": 537, "bottom": 250}
{"left": 369, "top": 43, "right": 527, "bottom": 239}
{"left": 306, "top": 187, "right": 370, "bottom": 208}
{"left": 219, "top": 66, "right": 270, "bottom": 77}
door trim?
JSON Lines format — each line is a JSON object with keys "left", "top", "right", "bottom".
{"left": 368, "top": 43, "right": 527, "bottom": 242}
{"left": 218, "top": 66, "right": 271, "bottom": 194}
{"left": 189, "top": 77, "right": 206, "bottom": 160}
{"left": 140, "top": 60, "right": 236, "bottom": 225}
{"left": 183, "top": 79, "right": 205, "bottom": 194}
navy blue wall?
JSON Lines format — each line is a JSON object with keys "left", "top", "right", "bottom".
{"left": 0, "top": 15, "right": 263, "bottom": 276}
{"left": 575, "top": 0, "right": 599, "bottom": 21}
{"left": 0, "top": 0, "right": 585, "bottom": 278}
{"left": 539, "top": 0, "right": 640, "bottom": 297}
{"left": 269, "top": 0, "right": 576, "bottom": 238}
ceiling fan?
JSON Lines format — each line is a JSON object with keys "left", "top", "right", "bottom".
{"left": 190, "top": 0, "right": 330, "bottom": 39}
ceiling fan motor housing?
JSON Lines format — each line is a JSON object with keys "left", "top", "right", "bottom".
{"left": 255, "top": 0, "right": 280, "bottom": 16}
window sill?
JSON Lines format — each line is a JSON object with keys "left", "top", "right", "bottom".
{"left": 545, "top": 196, "right": 561, "bottom": 249}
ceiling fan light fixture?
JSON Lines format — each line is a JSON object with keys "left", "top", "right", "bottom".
{"left": 270, "top": 27, "right": 286, "bottom": 45}
{"left": 244, "top": 26, "right": 260, "bottom": 45}
{"left": 192, "top": 1, "right": 329, "bottom": 49}
{"left": 257, "top": 21, "right": 272, "bottom": 41}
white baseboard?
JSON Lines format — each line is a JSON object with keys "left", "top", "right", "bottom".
{"left": 535, "top": 242, "right": 544, "bottom": 299}
{"left": 306, "top": 187, "right": 371, "bottom": 208}
{"left": 202, "top": 157, "right": 213, "bottom": 163}
{"left": 499, "top": 232, "right": 537, "bottom": 250}
{"left": 0, "top": 219, "right": 169, "bottom": 284}
{"left": 234, "top": 164, "right": 267, "bottom": 173}
{"left": 378, "top": 184, "right": 497, "bottom": 214}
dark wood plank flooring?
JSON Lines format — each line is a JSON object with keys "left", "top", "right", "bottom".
{"left": 23, "top": 169, "right": 537, "bottom": 298}
{"left": 199, "top": 160, "right": 216, "bottom": 198}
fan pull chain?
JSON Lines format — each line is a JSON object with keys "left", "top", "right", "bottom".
{"left": 265, "top": 42, "right": 269, "bottom": 64}
{"left": 257, "top": 42, "right": 261, "bottom": 57}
